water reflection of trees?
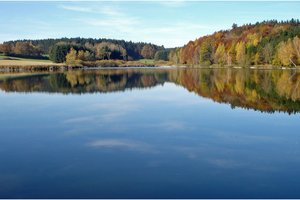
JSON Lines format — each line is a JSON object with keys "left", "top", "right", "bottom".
{"left": 172, "top": 69, "right": 300, "bottom": 114}
{"left": 0, "top": 69, "right": 168, "bottom": 94}
{"left": 1, "top": 68, "right": 300, "bottom": 113}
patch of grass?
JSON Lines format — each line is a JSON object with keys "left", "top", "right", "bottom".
{"left": 139, "top": 59, "right": 155, "bottom": 64}
{"left": 0, "top": 54, "right": 58, "bottom": 67}
{"left": 0, "top": 60, "right": 63, "bottom": 67}
{"left": 0, "top": 54, "right": 52, "bottom": 63}
{"left": 94, "top": 60, "right": 125, "bottom": 67}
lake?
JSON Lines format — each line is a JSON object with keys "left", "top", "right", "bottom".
{"left": 1, "top": 68, "right": 300, "bottom": 198}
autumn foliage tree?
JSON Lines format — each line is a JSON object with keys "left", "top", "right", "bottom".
{"left": 214, "top": 43, "right": 227, "bottom": 66}
{"left": 170, "top": 19, "right": 300, "bottom": 67}
{"left": 2, "top": 38, "right": 163, "bottom": 62}
{"left": 0, "top": 43, "right": 13, "bottom": 55}
{"left": 292, "top": 36, "right": 300, "bottom": 64}
{"left": 0, "top": 42, "right": 42, "bottom": 57}
{"left": 276, "top": 40, "right": 294, "bottom": 66}
{"left": 66, "top": 48, "right": 81, "bottom": 66}
{"left": 141, "top": 44, "right": 156, "bottom": 59}
{"left": 236, "top": 41, "right": 246, "bottom": 66}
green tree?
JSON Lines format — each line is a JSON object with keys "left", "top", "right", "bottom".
{"left": 200, "top": 40, "right": 213, "bottom": 65}
{"left": 246, "top": 44, "right": 256, "bottom": 65}
{"left": 49, "top": 43, "right": 71, "bottom": 63}
{"left": 154, "top": 50, "right": 169, "bottom": 61}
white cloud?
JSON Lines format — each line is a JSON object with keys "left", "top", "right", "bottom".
{"left": 89, "top": 139, "right": 139, "bottom": 148}
{"left": 60, "top": 4, "right": 126, "bottom": 17}
{"left": 60, "top": 5, "right": 93, "bottom": 13}
{"left": 58, "top": 3, "right": 224, "bottom": 47}
{"left": 61, "top": 4, "right": 141, "bottom": 35}
{"left": 87, "top": 139, "right": 158, "bottom": 153}
{"left": 143, "top": 120, "right": 192, "bottom": 132}
{"left": 64, "top": 116, "right": 95, "bottom": 123}
{"left": 100, "top": 5, "right": 122, "bottom": 17}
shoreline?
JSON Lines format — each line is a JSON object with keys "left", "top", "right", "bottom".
{"left": 0, "top": 60, "right": 299, "bottom": 73}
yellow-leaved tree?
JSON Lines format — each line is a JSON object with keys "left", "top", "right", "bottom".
{"left": 66, "top": 48, "right": 81, "bottom": 66}
{"left": 214, "top": 43, "right": 227, "bottom": 66}
{"left": 77, "top": 50, "right": 86, "bottom": 61}
{"left": 276, "top": 39, "right": 295, "bottom": 66}
{"left": 236, "top": 41, "right": 246, "bottom": 66}
{"left": 292, "top": 36, "right": 300, "bottom": 65}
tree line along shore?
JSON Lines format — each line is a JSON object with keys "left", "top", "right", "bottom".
{"left": 1, "top": 19, "right": 300, "bottom": 71}
{"left": 0, "top": 53, "right": 172, "bottom": 72}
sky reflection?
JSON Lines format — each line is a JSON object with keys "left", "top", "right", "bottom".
{"left": 1, "top": 69, "right": 300, "bottom": 198}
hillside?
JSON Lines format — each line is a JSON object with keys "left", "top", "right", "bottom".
{"left": 169, "top": 19, "right": 300, "bottom": 67}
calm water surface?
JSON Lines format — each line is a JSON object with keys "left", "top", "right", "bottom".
{"left": 1, "top": 68, "right": 300, "bottom": 198}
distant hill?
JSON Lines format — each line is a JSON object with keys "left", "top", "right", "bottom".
{"left": 169, "top": 19, "right": 300, "bottom": 67}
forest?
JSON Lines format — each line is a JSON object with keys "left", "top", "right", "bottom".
{"left": 170, "top": 19, "right": 300, "bottom": 67}
{"left": 0, "top": 37, "right": 169, "bottom": 64}
{"left": 1, "top": 19, "right": 300, "bottom": 67}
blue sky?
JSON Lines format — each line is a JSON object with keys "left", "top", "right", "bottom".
{"left": 1, "top": 1, "right": 300, "bottom": 47}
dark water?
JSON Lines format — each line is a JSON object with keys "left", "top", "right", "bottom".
{"left": 1, "top": 68, "right": 300, "bottom": 198}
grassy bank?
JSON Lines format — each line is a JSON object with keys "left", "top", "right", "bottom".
{"left": 0, "top": 54, "right": 53, "bottom": 63}
{"left": 0, "top": 55, "right": 173, "bottom": 72}
{"left": 0, "top": 54, "right": 65, "bottom": 71}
